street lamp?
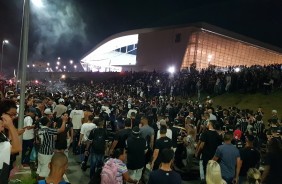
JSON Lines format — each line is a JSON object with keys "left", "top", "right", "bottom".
{"left": 57, "top": 61, "right": 60, "bottom": 65}
{"left": 74, "top": 65, "right": 77, "bottom": 69}
{"left": 70, "top": 60, "right": 73, "bottom": 64}
{"left": 1, "top": 39, "right": 9, "bottom": 73}
{"left": 47, "top": 62, "right": 50, "bottom": 66}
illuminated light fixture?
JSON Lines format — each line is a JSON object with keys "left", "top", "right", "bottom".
{"left": 70, "top": 60, "right": 73, "bottom": 64}
{"left": 168, "top": 66, "right": 175, "bottom": 74}
{"left": 57, "top": 61, "right": 60, "bottom": 65}
{"left": 61, "top": 74, "right": 66, "bottom": 79}
{"left": 235, "top": 67, "right": 240, "bottom": 72}
{"left": 207, "top": 54, "right": 213, "bottom": 62}
{"left": 47, "top": 62, "right": 50, "bottom": 66}
{"left": 31, "top": 0, "right": 44, "bottom": 8}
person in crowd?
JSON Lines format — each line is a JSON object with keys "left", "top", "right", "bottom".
{"left": 0, "top": 99, "right": 23, "bottom": 178}
{"left": 53, "top": 98, "right": 67, "bottom": 120}
{"left": 125, "top": 126, "right": 147, "bottom": 183}
{"left": 156, "top": 119, "right": 172, "bottom": 139}
{"left": 85, "top": 118, "right": 108, "bottom": 179}
{"left": 109, "top": 118, "right": 132, "bottom": 155}
{"left": 70, "top": 104, "right": 84, "bottom": 155}
{"left": 36, "top": 115, "right": 67, "bottom": 179}
{"left": 110, "top": 148, "right": 138, "bottom": 184}
{"left": 38, "top": 152, "right": 70, "bottom": 184}
{"left": 213, "top": 132, "right": 241, "bottom": 184}
{"left": 140, "top": 116, "right": 154, "bottom": 150}
{"left": 238, "top": 134, "right": 260, "bottom": 184}
{"left": 148, "top": 148, "right": 181, "bottom": 184}
{"left": 79, "top": 115, "right": 97, "bottom": 170}
{"left": 55, "top": 112, "right": 73, "bottom": 153}
{"left": 82, "top": 105, "right": 93, "bottom": 124}
{"left": 195, "top": 120, "right": 222, "bottom": 175}
{"left": 261, "top": 138, "right": 282, "bottom": 184}
{"left": 151, "top": 125, "right": 173, "bottom": 170}
{"left": 206, "top": 160, "right": 227, "bottom": 184}
{"left": 22, "top": 107, "right": 37, "bottom": 166}
{"left": 245, "top": 168, "right": 261, "bottom": 184}
{"left": 0, "top": 114, "right": 21, "bottom": 184}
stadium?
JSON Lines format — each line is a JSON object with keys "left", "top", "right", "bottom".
{"left": 81, "top": 22, "right": 282, "bottom": 72}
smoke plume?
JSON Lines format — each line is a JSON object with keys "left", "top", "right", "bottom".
{"left": 30, "top": 0, "right": 87, "bottom": 60}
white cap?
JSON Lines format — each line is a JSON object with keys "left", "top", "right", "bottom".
{"left": 44, "top": 108, "right": 53, "bottom": 115}
{"left": 58, "top": 98, "right": 64, "bottom": 103}
{"left": 272, "top": 109, "right": 277, "bottom": 114}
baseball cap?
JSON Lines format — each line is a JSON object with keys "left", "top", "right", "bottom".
{"left": 44, "top": 108, "right": 53, "bottom": 115}
{"left": 58, "top": 98, "right": 65, "bottom": 103}
{"left": 132, "top": 126, "right": 140, "bottom": 136}
{"left": 234, "top": 129, "right": 242, "bottom": 140}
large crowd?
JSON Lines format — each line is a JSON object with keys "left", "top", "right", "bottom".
{"left": 0, "top": 64, "right": 282, "bottom": 184}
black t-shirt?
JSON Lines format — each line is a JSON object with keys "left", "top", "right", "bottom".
{"left": 154, "top": 137, "right": 172, "bottom": 169}
{"left": 232, "top": 139, "right": 245, "bottom": 150}
{"left": 200, "top": 130, "right": 222, "bottom": 161}
{"left": 148, "top": 169, "right": 182, "bottom": 184}
{"left": 56, "top": 120, "right": 73, "bottom": 143}
{"left": 114, "top": 128, "right": 132, "bottom": 149}
{"left": 170, "top": 126, "right": 181, "bottom": 148}
{"left": 239, "top": 147, "right": 260, "bottom": 176}
{"left": 88, "top": 128, "right": 108, "bottom": 154}
{"left": 264, "top": 151, "right": 282, "bottom": 184}
{"left": 126, "top": 136, "right": 147, "bottom": 170}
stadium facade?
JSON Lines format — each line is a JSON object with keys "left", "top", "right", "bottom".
{"left": 80, "top": 23, "right": 282, "bottom": 72}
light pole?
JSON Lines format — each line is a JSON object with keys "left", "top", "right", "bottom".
{"left": 1, "top": 39, "right": 9, "bottom": 74}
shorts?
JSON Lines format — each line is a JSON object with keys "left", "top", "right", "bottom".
{"left": 36, "top": 153, "right": 53, "bottom": 177}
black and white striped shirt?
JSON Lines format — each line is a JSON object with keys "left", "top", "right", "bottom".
{"left": 38, "top": 126, "right": 58, "bottom": 155}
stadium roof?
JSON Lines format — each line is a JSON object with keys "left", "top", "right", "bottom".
{"left": 81, "top": 22, "right": 282, "bottom": 71}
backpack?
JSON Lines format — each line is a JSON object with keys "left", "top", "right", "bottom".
{"left": 92, "top": 129, "right": 107, "bottom": 153}
{"left": 100, "top": 158, "right": 118, "bottom": 184}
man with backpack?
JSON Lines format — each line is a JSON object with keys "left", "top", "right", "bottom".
{"left": 125, "top": 126, "right": 147, "bottom": 183}
{"left": 85, "top": 118, "right": 108, "bottom": 179}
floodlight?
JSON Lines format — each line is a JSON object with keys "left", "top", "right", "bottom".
{"left": 168, "top": 66, "right": 175, "bottom": 74}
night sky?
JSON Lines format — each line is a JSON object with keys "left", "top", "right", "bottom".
{"left": 0, "top": 0, "right": 282, "bottom": 73}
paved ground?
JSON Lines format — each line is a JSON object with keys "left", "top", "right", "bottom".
{"left": 9, "top": 153, "right": 201, "bottom": 183}
{"left": 66, "top": 153, "right": 201, "bottom": 184}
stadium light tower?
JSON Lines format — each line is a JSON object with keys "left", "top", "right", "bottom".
{"left": 1, "top": 39, "right": 9, "bottom": 73}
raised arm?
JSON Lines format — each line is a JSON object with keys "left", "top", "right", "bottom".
{"left": 2, "top": 114, "right": 22, "bottom": 154}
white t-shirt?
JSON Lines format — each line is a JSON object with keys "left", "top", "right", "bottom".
{"left": 157, "top": 129, "right": 172, "bottom": 140}
{"left": 0, "top": 141, "right": 10, "bottom": 169}
{"left": 70, "top": 109, "right": 84, "bottom": 129}
{"left": 23, "top": 116, "right": 34, "bottom": 140}
{"left": 80, "top": 123, "right": 97, "bottom": 142}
